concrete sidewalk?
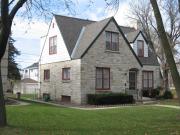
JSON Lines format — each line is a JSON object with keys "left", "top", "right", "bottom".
{"left": 153, "top": 104, "right": 180, "bottom": 109}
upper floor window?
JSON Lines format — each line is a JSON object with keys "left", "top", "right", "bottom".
{"left": 44, "top": 69, "right": 50, "bottom": 81}
{"left": 106, "top": 31, "right": 119, "bottom": 51}
{"left": 62, "top": 68, "right": 70, "bottom": 80}
{"left": 137, "top": 40, "right": 144, "bottom": 57}
{"left": 49, "top": 36, "right": 57, "bottom": 55}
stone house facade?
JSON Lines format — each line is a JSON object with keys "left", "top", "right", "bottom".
{"left": 40, "top": 15, "right": 161, "bottom": 104}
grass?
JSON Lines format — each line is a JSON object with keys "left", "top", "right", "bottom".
{"left": 7, "top": 94, "right": 38, "bottom": 100}
{"left": 0, "top": 103, "right": 180, "bottom": 135}
{"left": 158, "top": 99, "right": 180, "bottom": 106}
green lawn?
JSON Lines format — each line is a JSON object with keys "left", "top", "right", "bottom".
{"left": 158, "top": 99, "right": 180, "bottom": 106}
{"left": 0, "top": 103, "right": 180, "bottom": 135}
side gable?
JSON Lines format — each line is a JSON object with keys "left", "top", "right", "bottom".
{"left": 76, "top": 17, "right": 142, "bottom": 67}
{"left": 40, "top": 17, "right": 71, "bottom": 65}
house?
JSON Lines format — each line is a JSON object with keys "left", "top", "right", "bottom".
{"left": 21, "top": 62, "right": 39, "bottom": 81}
{"left": 14, "top": 62, "right": 39, "bottom": 94}
{"left": 40, "top": 15, "right": 161, "bottom": 104}
{"left": 13, "top": 78, "right": 39, "bottom": 94}
{"left": 1, "top": 45, "right": 8, "bottom": 93}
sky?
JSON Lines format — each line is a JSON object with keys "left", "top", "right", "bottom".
{"left": 12, "top": 0, "right": 133, "bottom": 69}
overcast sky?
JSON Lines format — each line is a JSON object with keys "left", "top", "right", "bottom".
{"left": 12, "top": 0, "right": 133, "bottom": 69}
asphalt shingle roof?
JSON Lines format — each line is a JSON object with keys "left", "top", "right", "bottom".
{"left": 25, "top": 62, "right": 39, "bottom": 69}
{"left": 72, "top": 17, "right": 112, "bottom": 59}
{"left": 54, "top": 15, "right": 94, "bottom": 55}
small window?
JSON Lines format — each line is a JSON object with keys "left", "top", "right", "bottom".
{"left": 44, "top": 69, "right": 50, "bottom": 81}
{"left": 137, "top": 40, "right": 144, "bottom": 57}
{"left": 62, "top": 68, "right": 70, "bottom": 80}
{"left": 106, "top": 31, "right": 119, "bottom": 51}
{"left": 96, "top": 67, "right": 110, "bottom": 90}
{"left": 49, "top": 36, "right": 57, "bottom": 54}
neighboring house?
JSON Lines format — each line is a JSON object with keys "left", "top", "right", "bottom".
{"left": 40, "top": 15, "right": 161, "bottom": 104}
{"left": 13, "top": 78, "right": 39, "bottom": 94}
{"left": 21, "top": 62, "right": 39, "bottom": 81}
{"left": 1, "top": 45, "right": 8, "bottom": 93}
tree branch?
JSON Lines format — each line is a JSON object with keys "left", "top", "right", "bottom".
{"left": 9, "top": 0, "right": 28, "bottom": 21}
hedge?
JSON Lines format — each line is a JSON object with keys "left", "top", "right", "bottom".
{"left": 87, "top": 93, "right": 134, "bottom": 105}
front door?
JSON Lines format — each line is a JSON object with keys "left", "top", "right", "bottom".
{"left": 129, "top": 71, "right": 137, "bottom": 90}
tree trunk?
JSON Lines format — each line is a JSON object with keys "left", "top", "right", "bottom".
{"left": 0, "top": 60, "right": 7, "bottom": 127}
{"left": 150, "top": 0, "right": 180, "bottom": 103}
{"left": 163, "top": 65, "right": 170, "bottom": 91}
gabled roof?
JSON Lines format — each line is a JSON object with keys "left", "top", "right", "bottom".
{"left": 21, "top": 78, "right": 38, "bottom": 83}
{"left": 54, "top": 14, "right": 137, "bottom": 56}
{"left": 24, "top": 62, "right": 39, "bottom": 69}
{"left": 119, "top": 26, "right": 136, "bottom": 34}
{"left": 126, "top": 30, "right": 159, "bottom": 66}
{"left": 54, "top": 15, "right": 94, "bottom": 55}
{"left": 72, "top": 17, "right": 112, "bottom": 59}
{"left": 139, "top": 49, "right": 159, "bottom": 66}
{"left": 54, "top": 15, "right": 142, "bottom": 67}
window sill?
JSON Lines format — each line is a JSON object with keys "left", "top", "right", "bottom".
{"left": 96, "top": 89, "right": 111, "bottom": 92}
{"left": 105, "top": 50, "right": 120, "bottom": 53}
{"left": 62, "top": 80, "right": 71, "bottom": 83}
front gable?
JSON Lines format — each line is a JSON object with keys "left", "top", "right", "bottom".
{"left": 131, "top": 32, "right": 149, "bottom": 57}
{"left": 81, "top": 18, "right": 142, "bottom": 68}
{"left": 40, "top": 17, "right": 71, "bottom": 65}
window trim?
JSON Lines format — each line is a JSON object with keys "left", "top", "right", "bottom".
{"left": 44, "top": 69, "right": 50, "bottom": 81}
{"left": 105, "top": 31, "right": 119, "bottom": 52}
{"left": 137, "top": 40, "right": 144, "bottom": 57}
{"left": 142, "top": 71, "right": 154, "bottom": 90}
{"left": 62, "top": 67, "right": 71, "bottom": 80}
{"left": 49, "top": 35, "right": 57, "bottom": 55}
{"left": 95, "top": 67, "right": 110, "bottom": 90}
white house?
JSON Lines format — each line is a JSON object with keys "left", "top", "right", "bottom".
{"left": 39, "top": 15, "right": 161, "bottom": 104}
{"left": 21, "top": 62, "right": 39, "bottom": 81}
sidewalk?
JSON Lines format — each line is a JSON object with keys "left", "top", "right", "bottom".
{"left": 154, "top": 104, "right": 180, "bottom": 109}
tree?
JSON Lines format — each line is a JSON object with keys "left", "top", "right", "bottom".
{"left": 8, "top": 36, "right": 21, "bottom": 92}
{"left": 128, "top": 0, "right": 180, "bottom": 92}
{"left": 150, "top": 0, "right": 180, "bottom": 103}
{"left": 0, "top": 0, "right": 77, "bottom": 127}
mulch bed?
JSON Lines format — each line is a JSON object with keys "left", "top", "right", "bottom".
{"left": 5, "top": 98, "right": 19, "bottom": 105}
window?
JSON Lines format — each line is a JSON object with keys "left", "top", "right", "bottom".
{"left": 96, "top": 67, "right": 110, "bottom": 90}
{"left": 137, "top": 40, "right": 144, "bottom": 57}
{"left": 62, "top": 68, "right": 70, "bottom": 80}
{"left": 44, "top": 69, "right": 50, "bottom": 81}
{"left": 49, "top": 36, "right": 57, "bottom": 54}
{"left": 129, "top": 71, "right": 137, "bottom": 90}
{"left": 143, "top": 71, "right": 153, "bottom": 89}
{"left": 106, "top": 31, "right": 119, "bottom": 51}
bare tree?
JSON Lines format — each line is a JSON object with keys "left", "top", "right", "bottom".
{"left": 150, "top": 0, "right": 180, "bottom": 103}
{"left": 128, "top": 0, "right": 180, "bottom": 92}
{"left": 0, "top": 0, "right": 77, "bottom": 127}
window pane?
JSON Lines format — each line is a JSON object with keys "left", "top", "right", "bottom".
{"left": 143, "top": 80, "right": 148, "bottom": 88}
{"left": 96, "top": 78, "right": 102, "bottom": 89}
{"left": 106, "top": 32, "right": 111, "bottom": 42}
{"left": 137, "top": 40, "right": 144, "bottom": 57}
{"left": 143, "top": 72, "right": 148, "bottom": 79}
{"left": 148, "top": 72, "right": 153, "bottom": 79}
{"left": 103, "top": 79, "right": 109, "bottom": 89}
{"left": 103, "top": 69, "right": 110, "bottom": 89}
{"left": 63, "top": 68, "right": 70, "bottom": 80}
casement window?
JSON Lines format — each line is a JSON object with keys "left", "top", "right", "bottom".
{"left": 137, "top": 40, "right": 144, "bottom": 57}
{"left": 143, "top": 71, "right": 153, "bottom": 89}
{"left": 49, "top": 36, "right": 57, "bottom": 54}
{"left": 44, "top": 69, "right": 50, "bottom": 81}
{"left": 62, "top": 68, "right": 70, "bottom": 80}
{"left": 106, "top": 31, "right": 119, "bottom": 51}
{"left": 129, "top": 71, "right": 137, "bottom": 90}
{"left": 96, "top": 67, "right": 110, "bottom": 90}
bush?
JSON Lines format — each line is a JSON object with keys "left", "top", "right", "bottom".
{"left": 163, "top": 91, "right": 173, "bottom": 99}
{"left": 87, "top": 93, "right": 134, "bottom": 105}
{"left": 142, "top": 88, "right": 160, "bottom": 98}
